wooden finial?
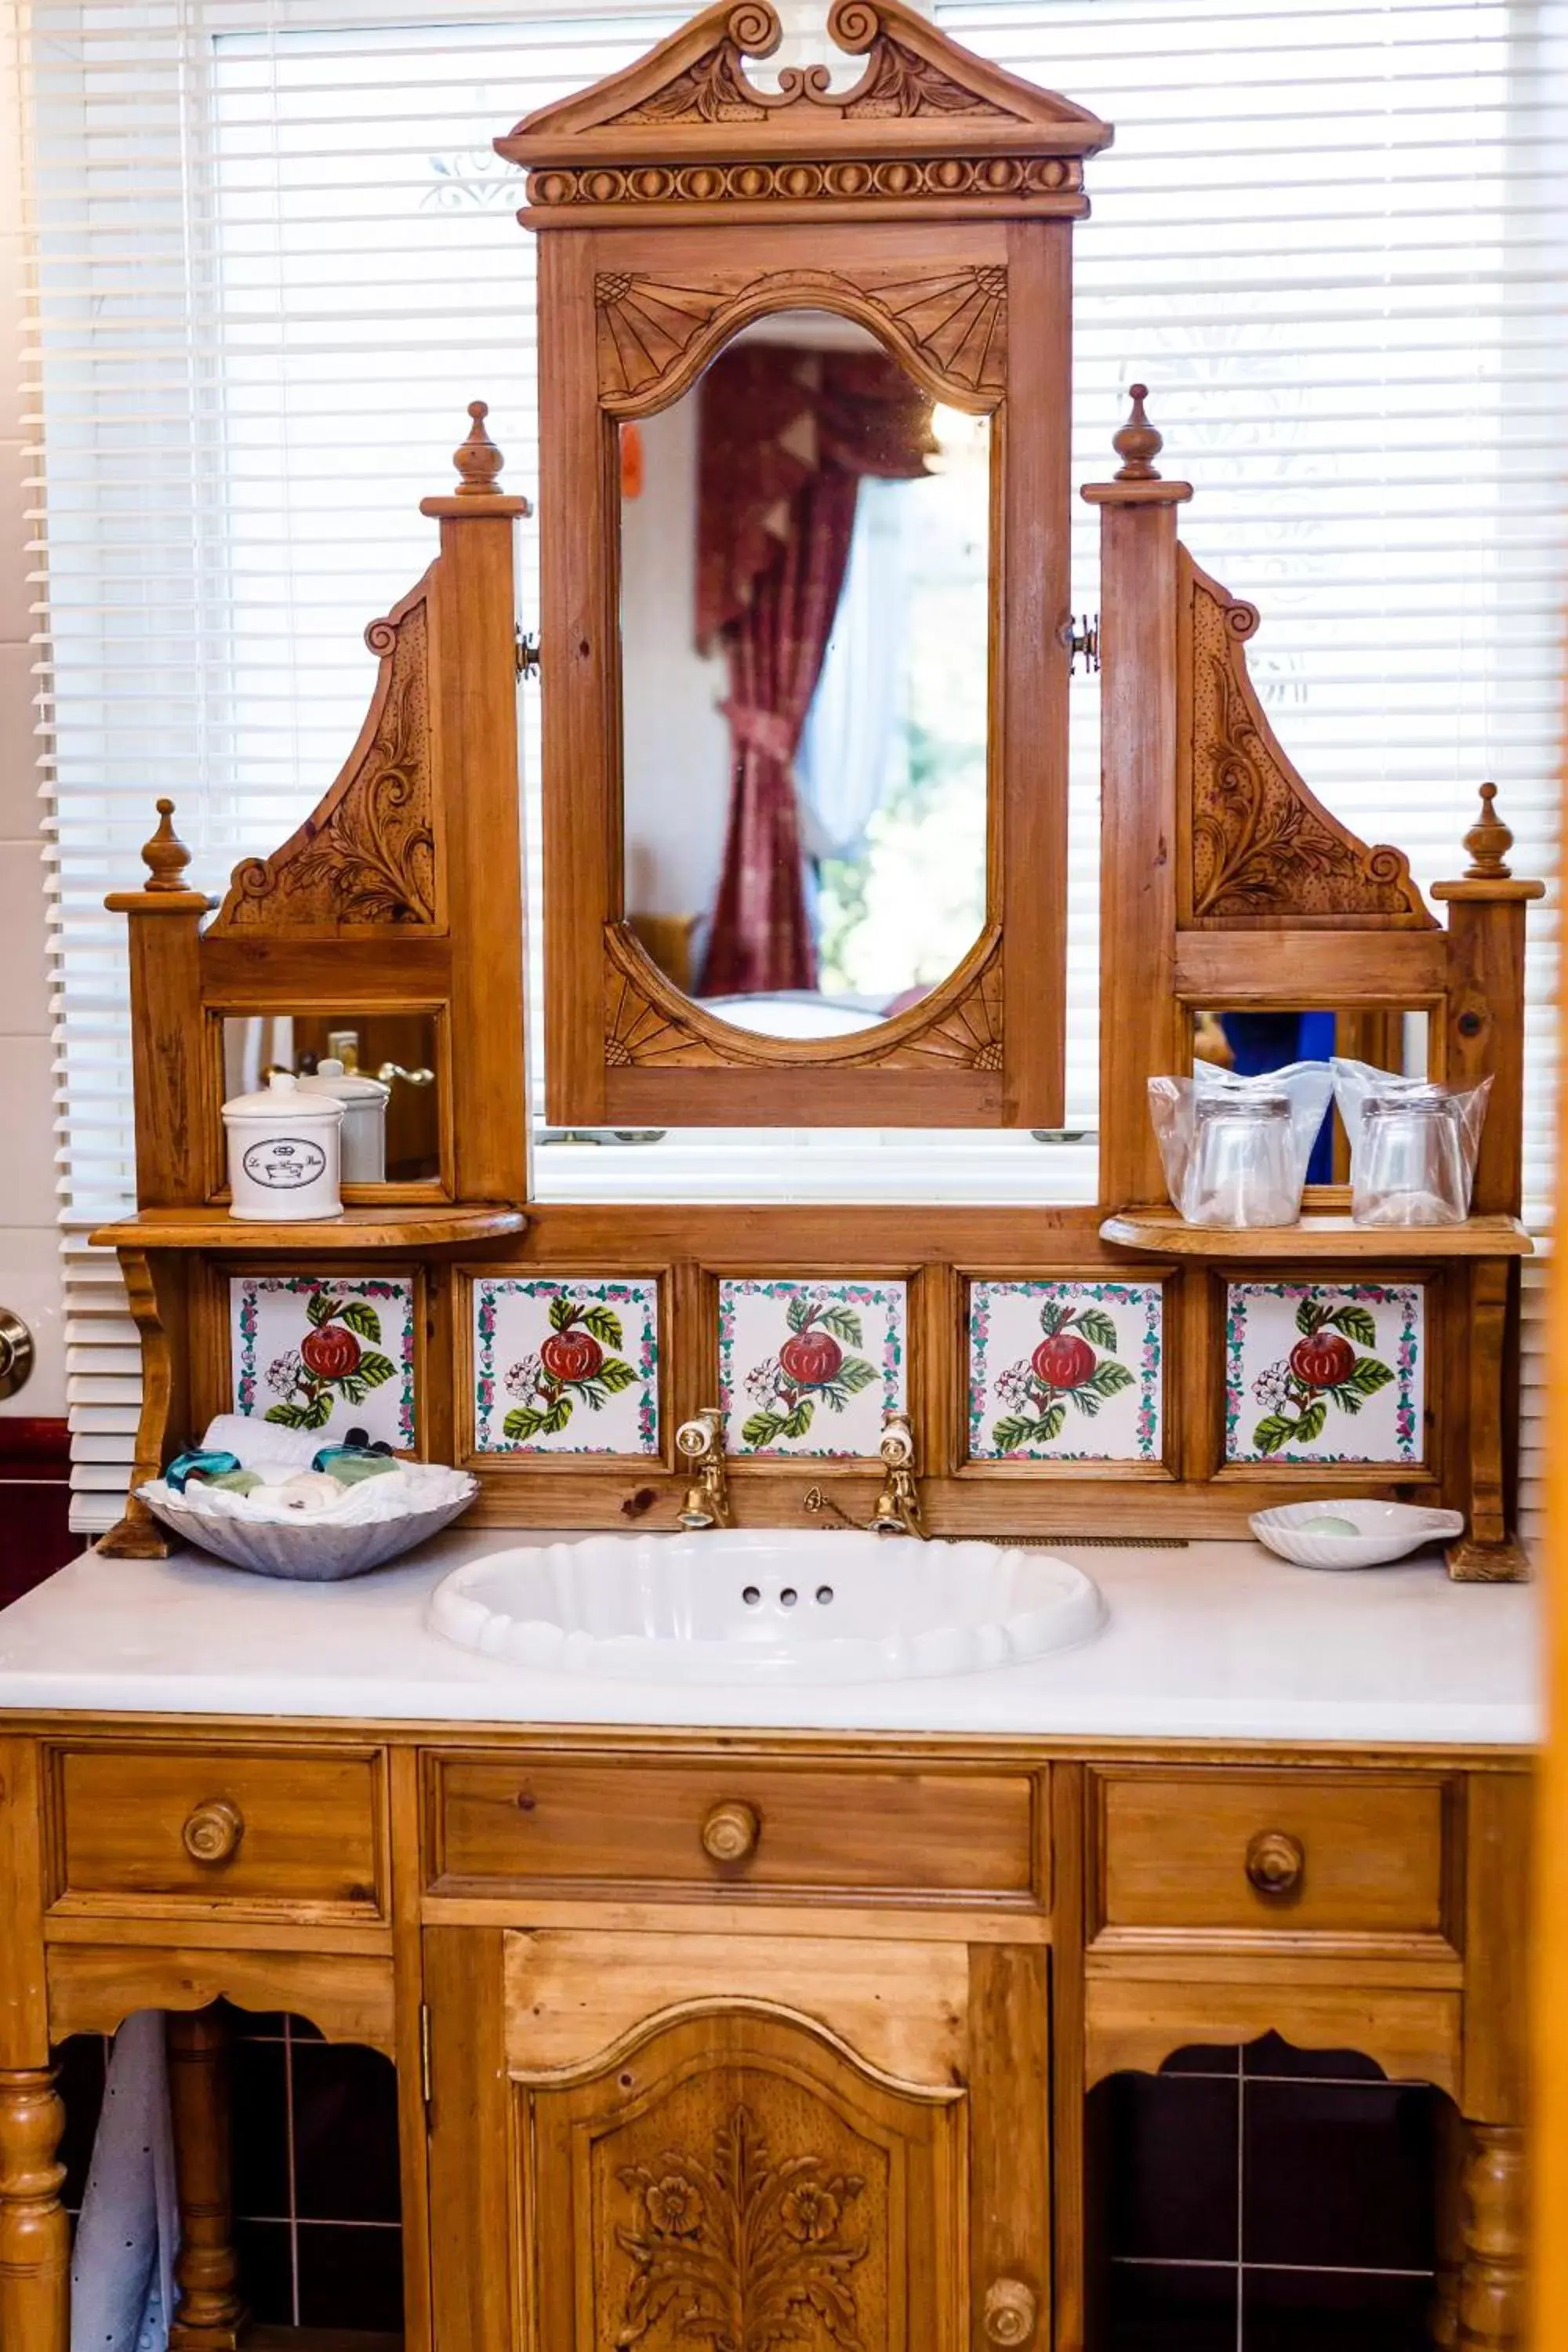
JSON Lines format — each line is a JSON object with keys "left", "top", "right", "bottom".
{"left": 141, "top": 797, "right": 193, "bottom": 893}
{"left": 1112, "top": 383, "right": 1163, "bottom": 482}
{"left": 453, "top": 400, "right": 505, "bottom": 495}
{"left": 1462, "top": 782, "right": 1514, "bottom": 880}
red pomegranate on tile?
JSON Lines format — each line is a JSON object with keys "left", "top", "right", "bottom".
{"left": 1289, "top": 1330, "right": 1356, "bottom": 1391}
{"left": 1031, "top": 1330, "right": 1096, "bottom": 1392}
{"left": 779, "top": 1327, "right": 844, "bottom": 1389}
{"left": 540, "top": 1327, "right": 604, "bottom": 1385}
{"left": 299, "top": 1322, "right": 361, "bottom": 1381}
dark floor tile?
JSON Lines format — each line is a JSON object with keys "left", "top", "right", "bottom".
{"left": 1105, "top": 2259, "right": 1237, "bottom": 2352}
{"left": 1244, "top": 2263, "right": 1434, "bottom": 2351}
{"left": 1160, "top": 2047, "right": 1241, "bottom": 2078}
{"left": 296, "top": 2221, "right": 405, "bottom": 2332}
{"left": 1243, "top": 2032, "right": 1388, "bottom": 2083}
{"left": 1243, "top": 2079, "right": 1438, "bottom": 2272}
{"left": 234, "top": 2217, "right": 295, "bottom": 2328}
{"left": 54, "top": 2036, "right": 107, "bottom": 2212}
{"left": 1100, "top": 2073, "right": 1239, "bottom": 2265}
{"left": 230, "top": 2036, "right": 291, "bottom": 2220}
{"left": 292, "top": 2041, "right": 403, "bottom": 2223}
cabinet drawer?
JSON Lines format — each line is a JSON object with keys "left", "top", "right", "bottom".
{"left": 51, "top": 1744, "right": 386, "bottom": 1918}
{"left": 429, "top": 1753, "right": 1043, "bottom": 1904}
{"left": 1092, "top": 1769, "right": 1451, "bottom": 1943}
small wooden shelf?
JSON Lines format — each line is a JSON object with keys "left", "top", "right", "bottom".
{"left": 89, "top": 1204, "right": 527, "bottom": 1252}
{"left": 1099, "top": 1207, "right": 1533, "bottom": 1259}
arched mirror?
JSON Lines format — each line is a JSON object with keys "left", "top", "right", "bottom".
{"left": 619, "top": 309, "right": 992, "bottom": 1041}
{"left": 503, "top": 0, "right": 1112, "bottom": 1126}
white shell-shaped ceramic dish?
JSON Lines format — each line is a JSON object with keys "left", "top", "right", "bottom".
{"left": 137, "top": 1465, "right": 477, "bottom": 1580}
{"left": 1250, "top": 1498, "right": 1465, "bottom": 1571}
{"left": 427, "top": 1529, "right": 1105, "bottom": 1685}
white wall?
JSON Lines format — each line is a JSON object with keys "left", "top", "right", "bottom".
{"left": 0, "top": 55, "right": 64, "bottom": 1418}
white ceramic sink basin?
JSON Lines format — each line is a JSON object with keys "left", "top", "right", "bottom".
{"left": 426, "top": 1530, "right": 1104, "bottom": 1685}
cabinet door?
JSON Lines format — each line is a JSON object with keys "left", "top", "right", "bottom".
{"left": 425, "top": 1926, "right": 1047, "bottom": 2352}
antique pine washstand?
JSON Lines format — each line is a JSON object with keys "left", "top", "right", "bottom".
{"left": 0, "top": 6, "right": 1542, "bottom": 2348}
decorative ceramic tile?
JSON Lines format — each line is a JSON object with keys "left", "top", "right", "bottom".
{"left": 473, "top": 1276, "right": 659, "bottom": 1454}
{"left": 1225, "top": 1281, "right": 1425, "bottom": 1465}
{"left": 718, "top": 1279, "right": 906, "bottom": 1456}
{"left": 968, "top": 1280, "right": 1163, "bottom": 1462}
{"left": 230, "top": 1276, "right": 416, "bottom": 1446}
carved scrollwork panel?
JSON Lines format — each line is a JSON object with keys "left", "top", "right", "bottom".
{"left": 604, "top": 927, "right": 1001, "bottom": 1072}
{"left": 212, "top": 589, "right": 440, "bottom": 934}
{"left": 524, "top": 2007, "right": 967, "bottom": 2352}
{"left": 1181, "top": 554, "right": 1434, "bottom": 929}
{"left": 596, "top": 264, "right": 1007, "bottom": 407}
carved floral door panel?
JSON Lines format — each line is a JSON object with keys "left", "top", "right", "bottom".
{"left": 430, "top": 1925, "right": 1048, "bottom": 2352}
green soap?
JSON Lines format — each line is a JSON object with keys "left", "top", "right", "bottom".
{"left": 204, "top": 1468, "right": 263, "bottom": 1496}
{"left": 324, "top": 1454, "right": 400, "bottom": 1486}
{"left": 1298, "top": 1513, "right": 1360, "bottom": 1537}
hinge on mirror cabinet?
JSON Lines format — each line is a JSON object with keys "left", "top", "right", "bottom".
{"left": 420, "top": 2002, "right": 432, "bottom": 2114}
{"left": 515, "top": 626, "right": 541, "bottom": 681}
{"left": 1060, "top": 612, "right": 1100, "bottom": 674}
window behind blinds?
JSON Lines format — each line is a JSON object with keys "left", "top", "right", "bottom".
{"left": 19, "top": 0, "right": 1564, "bottom": 1530}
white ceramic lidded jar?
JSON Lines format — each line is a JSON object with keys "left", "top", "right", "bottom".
{"left": 299, "top": 1057, "right": 390, "bottom": 1184}
{"left": 222, "top": 1072, "right": 345, "bottom": 1221}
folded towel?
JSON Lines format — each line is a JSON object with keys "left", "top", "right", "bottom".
{"left": 201, "top": 1411, "right": 320, "bottom": 1470}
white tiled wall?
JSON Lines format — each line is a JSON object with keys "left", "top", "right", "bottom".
{"left": 0, "top": 66, "right": 64, "bottom": 1418}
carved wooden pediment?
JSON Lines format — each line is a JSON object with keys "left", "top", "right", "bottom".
{"left": 1178, "top": 551, "right": 1434, "bottom": 930}
{"left": 211, "top": 578, "right": 443, "bottom": 935}
{"left": 499, "top": 0, "right": 1112, "bottom": 201}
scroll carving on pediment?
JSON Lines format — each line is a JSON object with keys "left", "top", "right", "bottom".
{"left": 596, "top": 265, "right": 1007, "bottom": 404}
{"left": 605, "top": 929, "right": 1001, "bottom": 1071}
{"left": 212, "top": 589, "right": 440, "bottom": 933}
{"left": 502, "top": 0, "right": 1112, "bottom": 162}
{"left": 1181, "top": 554, "right": 1433, "bottom": 928}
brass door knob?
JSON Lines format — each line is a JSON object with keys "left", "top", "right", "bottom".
{"left": 1245, "top": 1829, "right": 1304, "bottom": 1896}
{"left": 0, "top": 1307, "right": 34, "bottom": 1401}
{"left": 984, "top": 2278, "right": 1038, "bottom": 2346}
{"left": 183, "top": 1799, "right": 245, "bottom": 1865}
{"left": 701, "top": 1800, "right": 760, "bottom": 1865}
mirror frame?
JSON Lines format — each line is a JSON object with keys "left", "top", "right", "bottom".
{"left": 503, "top": 0, "right": 1112, "bottom": 1128}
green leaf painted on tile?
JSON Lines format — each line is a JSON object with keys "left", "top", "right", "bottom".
{"left": 742, "top": 1408, "right": 789, "bottom": 1447}
{"left": 1325, "top": 1303, "right": 1378, "bottom": 1348}
{"left": 786, "top": 1293, "right": 816, "bottom": 1334}
{"left": 338, "top": 1299, "right": 382, "bottom": 1342}
{"left": 1344, "top": 1352, "right": 1394, "bottom": 1396}
{"left": 548, "top": 1292, "right": 577, "bottom": 1332}
{"left": 581, "top": 1304, "right": 624, "bottom": 1348}
{"left": 503, "top": 1405, "right": 549, "bottom": 1441}
{"left": 1075, "top": 1308, "right": 1118, "bottom": 1352}
{"left": 817, "top": 1304, "right": 864, "bottom": 1346}
{"left": 1295, "top": 1397, "right": 1328, "bottom": 1445}
{"left": 1252, "top": 1411, "right": 1298, "bottom": 1457}
{"left": 595, "top": 1356, "right": 637, "bottom": 1394}
{"left": 355, "top": 1351, "right": 397, "bottom": 1390}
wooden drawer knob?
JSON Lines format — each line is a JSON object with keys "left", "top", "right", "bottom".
{"left": 984, "top": 2278, "right": 1038, "bottom": 2346}
{"left": 183, "top": 1798, "right": 244, "bottom": 1866}
{"left": 1245, "top": 1829, "right": 1304, "bottom": 1896}
{"left": 701, "top": 1800, "right": 760, "bottom": 1865}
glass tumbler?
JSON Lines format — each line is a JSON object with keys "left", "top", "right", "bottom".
{"left": 1352, "top": 1088, "right": 1469, "bottom": 1225}
{"left": 1185, "top": 1094, "right": 1299, "bottom": 1228}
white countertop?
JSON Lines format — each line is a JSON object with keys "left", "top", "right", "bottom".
{"left": 0, "top": 1534, "right": 1539, "bottom": 1746}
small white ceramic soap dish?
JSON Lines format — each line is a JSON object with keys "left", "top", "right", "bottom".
{"left": 1250, "top": 1499, "right": 1465, "bottom": 1570}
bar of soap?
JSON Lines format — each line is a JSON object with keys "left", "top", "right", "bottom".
{"left": 1298, "top": 1514, "right": 1360, "bottom": 1537}
{"left": 274, "top": 1472, "right": 347, "bottom": 1515}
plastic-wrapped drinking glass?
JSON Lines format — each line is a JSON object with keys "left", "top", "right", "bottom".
{"left": 1185, "top": 1094, "right": 1299, "bottom": 1227}
{"left": 1352, "top": 1087, "right": 1469, "bottom": 1226}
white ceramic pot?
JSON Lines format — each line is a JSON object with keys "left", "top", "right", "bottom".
{"left": 222, "top": 1071, "right": 345, "bottom": 1221}
{"left": 299, "top": 1056, "right": 390, "bottom": 1183}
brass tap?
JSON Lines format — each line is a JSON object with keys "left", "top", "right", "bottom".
{"left": 867, "top": 1410, "right": 926, "bottom": 1539}
{"left": 676, "top": 1407, "right": 732, "bottom": 1530}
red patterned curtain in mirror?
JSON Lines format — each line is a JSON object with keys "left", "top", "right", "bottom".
{"left": 696, "top": 346, "right": 936, "bottom": 998}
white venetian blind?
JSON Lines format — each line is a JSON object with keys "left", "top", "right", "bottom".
{"left": 16, "top": 0, "right": 1564, "bottom": 1530}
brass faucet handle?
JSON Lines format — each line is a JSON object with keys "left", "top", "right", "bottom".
{"left": 676, "top": 1409, "right": 724, "bottom": 1461}
{"left": 878, "top": 1410, "right": 916, "bottom": 1468}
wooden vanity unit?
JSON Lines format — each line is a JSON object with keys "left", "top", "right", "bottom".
{"left": 0, "top": 5, "right": 1544, "bottom": 2350}
{"left": 0, "top": 1627, "right": 1536, "bottom": 2352}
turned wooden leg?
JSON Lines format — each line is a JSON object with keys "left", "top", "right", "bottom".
{"left": 167, "top": 2007, "right": 248, "bottom": 2352}
{"left": 1456, "top": 2121, "right": 1526, "bottom": 2351}
{"left": 0, "top": 2067, "right": 69, "bottom": 2352}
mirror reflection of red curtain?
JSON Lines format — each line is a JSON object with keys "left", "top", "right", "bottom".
{"left": 695, "top": 344, "right": 935, "bottom": 1000}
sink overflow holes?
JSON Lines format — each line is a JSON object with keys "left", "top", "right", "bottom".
{"left": 740, "top": 1584, "right": 836, "bottom": 1607}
